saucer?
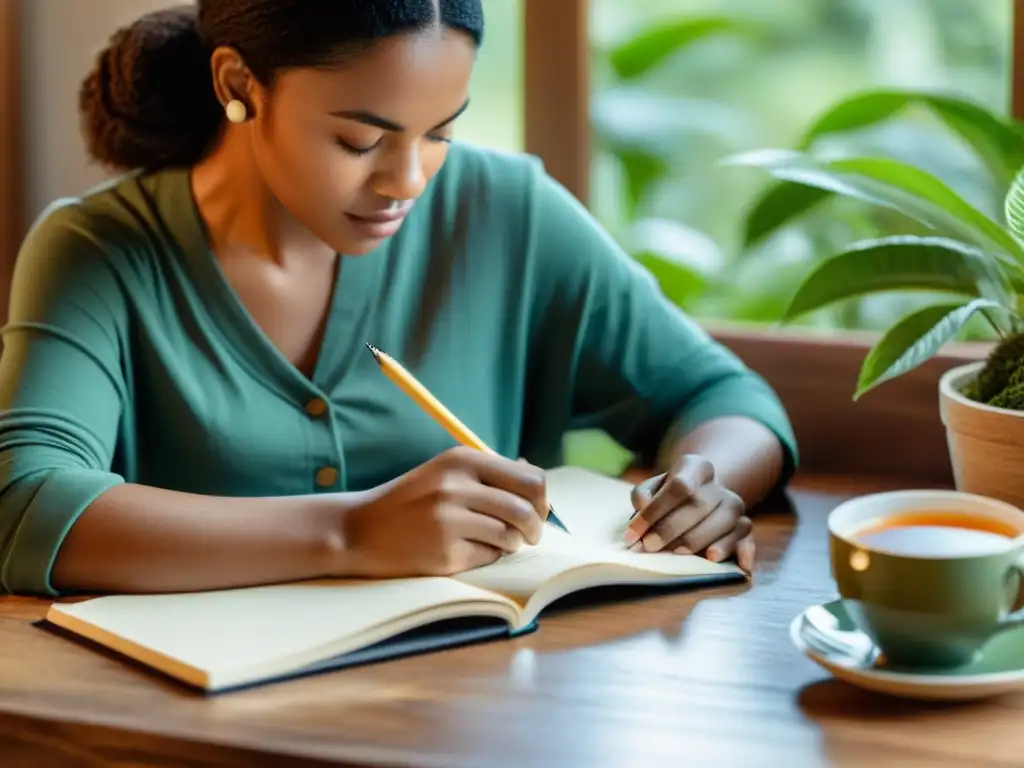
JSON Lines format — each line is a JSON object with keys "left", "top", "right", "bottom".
{"left": 790, "top": 599, "right": 1024, "bottom": 701}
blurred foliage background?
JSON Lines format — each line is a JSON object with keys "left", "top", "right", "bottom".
{"left": 457, "top": 0, "right": 1015, "bottom": 472}
{"left": 588, "top": 0, "right": 1012, "bottom": 336}
{"left": 461, "top": 0, "right": 1012, "bottom": 336}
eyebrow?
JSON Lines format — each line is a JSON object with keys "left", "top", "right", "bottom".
{"left": 331, "top": 99, "right": 470, "bottom": 132}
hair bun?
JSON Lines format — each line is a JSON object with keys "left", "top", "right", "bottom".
{"left": 79, "top": 5, "right": 223, "bottom": 171}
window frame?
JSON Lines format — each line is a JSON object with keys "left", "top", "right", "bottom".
{"left": 524, "top": 0, "right": 1024, "bottom": 484}
{"left": 0, "top": 0, "right": 20, "bottom": 324}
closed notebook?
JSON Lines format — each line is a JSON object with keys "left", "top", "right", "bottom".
{"left": 43, "top": 466, "right": 746, "bottom": 693}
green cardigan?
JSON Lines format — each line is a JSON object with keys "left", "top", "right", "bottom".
{"left": 0, "top": 142, "right": 797, "bottom": 595}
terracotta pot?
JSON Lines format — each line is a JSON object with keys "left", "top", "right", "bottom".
{"left": 939, "top": 361, "right": 1024, "bottom": 508}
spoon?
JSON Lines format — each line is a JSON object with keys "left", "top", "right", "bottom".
{"left": 802, "top": 604, "right": 881, "bottom": 667}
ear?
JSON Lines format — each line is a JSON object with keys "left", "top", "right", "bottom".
{"left": 209, "top": 46, "right": 258, "bottom": 119}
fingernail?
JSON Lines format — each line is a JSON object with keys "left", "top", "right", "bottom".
{"left": 674, "top": 546, "right": 692, "bottom": 556}
{"left": 623, "top": 524, "right": 641, "bottom": 545}
{"left": 629, "top": 541, "right": 644, "bottom": 552}
{"left": 707, "top": 548, "right": 721, "bottom": 562}
{"left": 642, "top": 532, "right": 662, "bottom": 552}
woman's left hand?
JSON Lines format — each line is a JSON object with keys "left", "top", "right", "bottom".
{"left": 624, "top": 454, "right": 755, "bottom": 571}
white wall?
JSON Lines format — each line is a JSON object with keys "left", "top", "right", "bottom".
{"left": 20, "top": 0, "right": 191, "bottom": 224}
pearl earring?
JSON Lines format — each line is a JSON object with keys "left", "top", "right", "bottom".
{"left": 225, "top": 99, "right": 248, "bottom": 124}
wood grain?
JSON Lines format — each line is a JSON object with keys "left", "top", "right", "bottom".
{"left": 1014, "top": 0, "right": 1024, "bottom": 120}
{"left": 524, "top": 0, "right": 589, "bottom": 204}
{"left": 2, "top": 473, "right": 1020, "bottom": 767}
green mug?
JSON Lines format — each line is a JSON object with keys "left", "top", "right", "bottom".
{"left": 828, "top": 489, "right": 1024, "bottom": 669}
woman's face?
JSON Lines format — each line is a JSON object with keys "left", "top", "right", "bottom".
{"left": 248, "top": 28, "right": 476, "bottom": 255}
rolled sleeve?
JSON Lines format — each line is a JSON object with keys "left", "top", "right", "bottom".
{"left": 668, "top": 368, "right": 799, "bottom": 484}
{"left": 0, "top": 204, "right": 128, "bottom": 595}
{"left": 0, "top": 468, "right": 123, "bottom": 595}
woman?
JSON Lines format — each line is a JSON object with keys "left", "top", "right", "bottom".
{"left": 0, "top": 0, "right": 797, "bottom": 597}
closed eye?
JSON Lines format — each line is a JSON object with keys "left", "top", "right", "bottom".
{"left": 336, "top": 134, "right": 451, "bottom": 157}
{"left": 331, "top": 100, "right": 468, "bottom": 157}
{"left": 336, "top": 137, "right": 381, "bottom": 156}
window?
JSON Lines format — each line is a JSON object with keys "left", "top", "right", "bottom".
{"left": 457, "top": 0, "right": 524, "bottom": 152}
{"left": 588, "top": 0, "right": 1012, "bottom": 335}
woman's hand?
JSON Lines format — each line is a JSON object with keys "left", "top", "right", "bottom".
{"left": 624, "top": 454, "right": 755, "bottom": 571}
{"left": 340, "top": 447, "right": 548, "bottom": 578}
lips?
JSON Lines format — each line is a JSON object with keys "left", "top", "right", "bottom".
{"left": 345, "top": 206, "right": 410, "bottom": 240}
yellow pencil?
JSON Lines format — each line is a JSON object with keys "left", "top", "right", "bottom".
{"left": 365, "top": 343, "right": 568, "bottom": 533}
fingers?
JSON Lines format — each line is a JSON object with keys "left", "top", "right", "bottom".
{"left": 702, "top": 514, "right": 753, "bottom": 561}
{"left": 638, "top": 483, "right": 726, "bottom": 552}
{"left": 665, "top": 489, "right": 745, "bottom": 555}
{"left": 447, "top": 506, "right": 525, "bottom": 555}
{"left": 460, "top": 483, "right": 544, "bottom": 545}
{"left": 444, "top": 538, "right": 503, "bottom": 574}
{"left": 737, "top": 530, "right": 756, "bottom": 572}
{"left": 630, "top": 475, "right": 661, "bottom": 514}
{"left": 625, "top": 455, "right": 714, "bottom": 543}
{"left": 447, "top": 447, "right": 549, "bottom": 527}
{"left": 676, "top": 515, "right": 754, "bottom": 571}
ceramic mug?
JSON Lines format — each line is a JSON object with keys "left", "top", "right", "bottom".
{"left": 828, "top": 489, "right": 1024, "bottom": 669}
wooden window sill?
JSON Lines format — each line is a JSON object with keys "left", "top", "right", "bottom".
{"left": 707, "top": 324, "right": 990, "bottom": 486}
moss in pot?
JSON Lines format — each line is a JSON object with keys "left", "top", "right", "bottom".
{"left": 961, "top": 333, "right": 1024, "bottom": 409}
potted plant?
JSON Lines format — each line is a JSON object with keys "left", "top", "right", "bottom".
{"left": 725, "top": 89, "right": 1024, "bottom": 506}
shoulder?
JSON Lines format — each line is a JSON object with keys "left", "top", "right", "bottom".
{"left": 430, "top": 141, "right": 633, "bottom": 269}
{"left": 427, "top": 141, "right": 546, "bottom": 232}
{"left": 428, "top": 142, "right": 657, "bottom": 298}
{"left": 442, "top": 143, "right": 654, "bottom": 289}
{"left": 15, "top": 171, "right": 177, "bottom": 283}
{"left": 11, "top": 172, "right": 176, "bottom": 318}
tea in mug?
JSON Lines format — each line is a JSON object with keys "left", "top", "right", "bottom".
{"left": 853, "top": 510, "right": 1017, "bottom": 557}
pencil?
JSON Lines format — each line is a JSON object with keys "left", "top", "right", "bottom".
{"left": 365, "top": 343, "right": 569, "bottom": 533}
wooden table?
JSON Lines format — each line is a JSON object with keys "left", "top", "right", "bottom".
{"left": 1, "top": 475, "right": 1019, "bottom": 768}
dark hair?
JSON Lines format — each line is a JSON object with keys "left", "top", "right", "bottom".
{"left": 79, "top": 1, "right": 485, "bottom": 172}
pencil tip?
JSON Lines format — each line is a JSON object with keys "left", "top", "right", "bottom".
{"left": 365, "top": 342, "right": 382, "bottom": 362}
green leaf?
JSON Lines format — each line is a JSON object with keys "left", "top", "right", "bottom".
{"left": 634, "top": 251, "right": 708, "bottom": 306}
{"left": 563, "top": 430, "right": 634, "bottom": 476}
{"left": 724, "top": 149, "right": 1024, "bottom": 263}
{"left": 795, "top": 89, "right": 1024, "bottom": 187}
{"left": 781, "top": 236, "right": 1015, "bottom": 321}
{"left": 796, "top": 91, "right": 909, "bottom": 145}
{"left": 854, "top": 298, "right": 1004, "bottom": 399}
{"left": 832, "top": 157, "right": 1024, "bottom": 260}
{"left": 613, "top": 146, "right": 670, "bottom": 219}
{"left": 725, "top": 149, "right": 926, "bottom": 217}
{"left": 607, "top": 17, "right": 765, "bottom": 81}
{"left": 1006, "top": 165, "right": 1024, "bottom": 242}
{"left": 742, "top": 182, "right": 834, "bottom": 248}
{"left": 930, "top": 103, "right": 1024, "bottom": 189}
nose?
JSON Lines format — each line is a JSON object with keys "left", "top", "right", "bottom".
{"left": 373, "top": 142, "right": 428, "bottom": 202}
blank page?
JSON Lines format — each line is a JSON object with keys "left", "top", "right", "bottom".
{"left": 47, "top": 577, "right": 494, "bottom": 681}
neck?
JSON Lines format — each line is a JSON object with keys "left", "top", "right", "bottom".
{"left": 190, "top": 128, "right": 333, "bottom": 266}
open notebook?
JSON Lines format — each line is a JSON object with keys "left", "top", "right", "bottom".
{"left": 44, "top": 466, "right": 746, "bottom": 692}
